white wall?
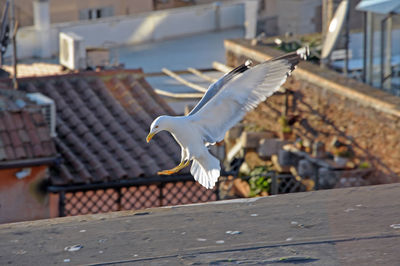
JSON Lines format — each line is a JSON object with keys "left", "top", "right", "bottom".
{"left": 9, "top": 1, "right": 257, "bottom": 59}
{"left": 276, "top": 0, "right": 321, "bottom": 35}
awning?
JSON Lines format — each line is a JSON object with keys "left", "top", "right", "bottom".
{"left": 356, "top": 0, "right": 400, "bottom": 15}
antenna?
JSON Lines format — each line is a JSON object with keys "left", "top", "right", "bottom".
{"left": 321, "top": 0, "right": 349, "bottom": 61}
{"left": 0, "top": 0, "right": 9, "bottom": 66}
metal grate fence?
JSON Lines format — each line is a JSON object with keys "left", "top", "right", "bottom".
{"left": 52, "top": 176, "right": 217, "bottom": 217}
{"left": 271, "top": 174, "right": 307, "bottom": 194}
{"left": 49, "top": 173, "right": 306, "bottom": 217}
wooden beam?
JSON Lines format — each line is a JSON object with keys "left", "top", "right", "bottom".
{"left": 162, "top": 68, "right": 207, "bottom": 93}
{"left": 187, "top": 67, "right": 218, "bottom": 83}
{"left": 154, "top": 88, "right": 203, "bottom": 99}
{"left": 143, "top": 68, "right": 215, "bottom": 77}
{"left": 212, "top": 61, "right": 233, "bottom": 73}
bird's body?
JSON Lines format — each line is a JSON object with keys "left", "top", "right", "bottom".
{"left": 147, "top": 47, "right": 309, "bottom": 189}
{"left": 149, "top": 115, "right": 221, "bottom": 188}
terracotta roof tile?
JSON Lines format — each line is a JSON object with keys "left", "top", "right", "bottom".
{"left": 12, "top": 113, "right": 24, "bottom": 129}
{"left": 5, "top": 145, "right": 16, "bottom": 160}
{"left": 55, "top": 138, "right": 92, "bottom": 183}
{"left": 32, "top": 143, "right": 45, "bottom": 157}
{"left": 23, "top": 143, "right": 34, "bottom": 158}
{"left": 37, "top": 127, "right": 51, "bottom": 142}
{"left": 22, "top": 112, "right": 35, "bottom": 130}
{"left": 42, "top": 141, "right": 56, "bottom": 157}
{"left": 31, "top": 112, "right": 46, "bottom": 126}
{"left": 18, "top": 129, "right": 30, "bottom": 143}
{"left": 56, "top": 164, "right": 75, "bottom": 185}
{"left": 27, "top": 128, "right": 41, "bottom": 145}
{"left": 0, "top": 115, "right": 5, "bottom": 131}
{"left": 14, "top": 69, "right": 181, "bottom": 185}
{"left": 75, "top": 123, "right": 88, "bottom": 136}
{"left": 14, "top": 146, "right": 26, "bottom": 159}
{"left": 9, "top": 130, "right": 22, "bottom": 148}
{"left": 1, "top": 132, "right": 11, "bottom": 146}
{"left": 3, "top": 112, "right": 15, "bottom": 130}
{"left": 0, "top": 147, "right": 6, "bottom": 161}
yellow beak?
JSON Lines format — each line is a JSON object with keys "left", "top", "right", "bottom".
{"left": 146, "top": 132, "right": 155, "bottom": 143}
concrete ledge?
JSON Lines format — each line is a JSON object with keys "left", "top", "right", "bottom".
{"left": 1, "top": 184, "right": 399, "bottom": 265}
{"left": 224, "top": 39, "right": 400, "bottom": 118}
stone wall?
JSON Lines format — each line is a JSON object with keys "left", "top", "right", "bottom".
{"left": 225, "top": 39, "right": 400, "bottom": 184}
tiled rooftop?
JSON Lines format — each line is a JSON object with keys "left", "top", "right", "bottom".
{"left": 0, "top": 89, "right": 57, "bottom": 162}
{"left": 15, "top": 70, "right": 181, "bottom": 185}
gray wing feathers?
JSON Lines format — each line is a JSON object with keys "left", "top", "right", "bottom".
{"left": 188, "top": 60, "right": 251, "bottom": 116}
{"left": 189, "top": 52, "right": 304, "bottom": 143}
{"left": 240, "top": 60, "right": 294, "bottom": 112}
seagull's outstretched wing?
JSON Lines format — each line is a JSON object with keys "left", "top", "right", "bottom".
{"left": 188, "top": 48, "right": 308, "bottom": 144}
{"left": 188, "top": 61, "right": 251, "bottom": 116}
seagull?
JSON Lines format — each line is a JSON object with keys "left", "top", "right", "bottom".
{"left": 146, "top": 47, "right": 309, "bottom": 189}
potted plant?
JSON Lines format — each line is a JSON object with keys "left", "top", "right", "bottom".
{"left": 247, "top": 166, "right": 272, "bottom": 197}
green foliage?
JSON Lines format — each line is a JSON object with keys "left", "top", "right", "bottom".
{"left": 278, "top": 116, "right": 288, "bottom": 127}
{"left": 243, "top": 123, "right": 264, "bottom": 132}
{"left": 275, "top": 41, "right": 302, "bottom": 53}
{"left": 282, "top": 126, "right": 292, "bottom": 133}
{"left": 359, "top": 161, "right": 371, "bottom": 169}
{"left": 278, "top": 116, "right": 292, "bottom": 133}
{"left": 248, "top": 166, "right": 272, "bottom": 197}
{"left": 275, "top": 35, "right": 321, "bottom": 62}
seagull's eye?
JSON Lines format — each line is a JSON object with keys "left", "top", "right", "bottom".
{"left": 155, "top": 125, "right": 159, "bottom": 128}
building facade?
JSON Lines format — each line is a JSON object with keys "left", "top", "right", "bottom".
{"left": 0, "top": 0, "right": 154, "bottom": 27}
{"left": 0, "top": 89, "right": 58, "bottom": 223}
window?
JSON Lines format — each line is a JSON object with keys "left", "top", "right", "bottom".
{"left": 79, "top": 6, "right": 114, "bottom": 20}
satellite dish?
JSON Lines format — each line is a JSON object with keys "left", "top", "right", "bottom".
{"left": 321, "top": 0, "right": 349, "bottom": 59}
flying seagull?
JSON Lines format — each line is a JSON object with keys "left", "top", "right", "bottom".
{"left": 146, "top": 47, "right": 309, "bottom": 189}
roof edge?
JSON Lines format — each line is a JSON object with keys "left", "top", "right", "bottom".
{"left": 0, "top": 155, "right": 61, "bottom": 170}
{"left": 0, "top": 69, "right": 145, "bottom": 83}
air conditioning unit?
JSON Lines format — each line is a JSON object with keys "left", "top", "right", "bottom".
{"left": 59, "top": 32, "right": 86, "bottom": 70}
{"left": 26, "top": 93, "right": 57, "bottom": 138}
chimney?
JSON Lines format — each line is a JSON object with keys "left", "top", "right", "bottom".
{"left": 33, "top": 0, "right": 50, "bottom": 30}
{"left": 33, "top": 0, "right": 51, "bottom": 58}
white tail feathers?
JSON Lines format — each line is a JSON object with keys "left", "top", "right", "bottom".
{"left": 190, "top": 154, "right": 220, "bottom": 189}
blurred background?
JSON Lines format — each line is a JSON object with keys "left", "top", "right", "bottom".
{"left": 0, "top": 0, "right": 399, "bottom": 224}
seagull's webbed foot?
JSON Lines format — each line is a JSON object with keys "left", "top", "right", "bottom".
{"left": 158, "top": 160, "right": 190, "bottom": 175}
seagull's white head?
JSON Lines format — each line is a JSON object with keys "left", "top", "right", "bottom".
{"left": 146, "top": 115, "right": 170, "bottom": 143}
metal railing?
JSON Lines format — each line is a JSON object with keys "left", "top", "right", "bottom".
{"left": 48, "top": 175, "right": 218, "bottom": 217}
{"left": 48, "top": 172, "right": 307, "bottom": 217}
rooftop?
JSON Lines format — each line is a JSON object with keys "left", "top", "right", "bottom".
{"left": 114, "top": 28, "right": 244, "bottom": 73}
{"left": 8, "top": 69, "right": 182, "bottom": 185}
{"left": 2, "top": 63, "right": 65, "bottom": 78}
{"left": 0, "top": 183, "right": 399, "bottom": 265}
{"left": 0, "top": 89, "right": 57, "bottom": 163}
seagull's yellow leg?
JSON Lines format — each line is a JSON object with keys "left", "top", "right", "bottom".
{"left": 158, "top": 160, "right": 190, "bottom": 175}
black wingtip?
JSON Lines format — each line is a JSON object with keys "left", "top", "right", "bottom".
{"left": 270, "top": 46, "right": 309, "bottom": 73}
{"left": 272, "top": 46, "right": 309, "bottom": 62}
{"left": 296, "top": 46, "right": 309, "bottom": 60}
